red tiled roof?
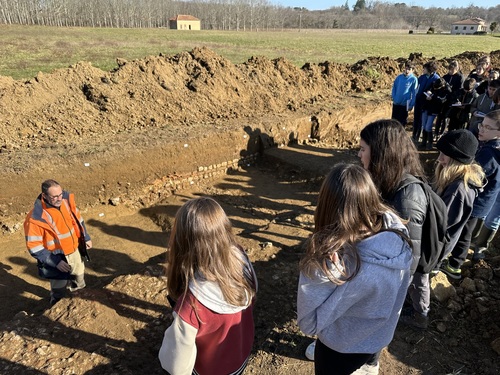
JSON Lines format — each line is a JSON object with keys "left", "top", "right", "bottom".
{"left": 452, "top": 18, "right": 485, "bottom": 25}
{"left": 169, "top": 15, "right": 200, "bottom": 21}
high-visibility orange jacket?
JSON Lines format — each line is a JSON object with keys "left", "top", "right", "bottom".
{"left": 24, "top": 191, "right": 90, "bottom": 267}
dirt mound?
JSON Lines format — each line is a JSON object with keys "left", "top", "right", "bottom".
{"left": 1, "top": 48, "right": 500, "bottom": 374}
{"left": 1, "top": 47, "right": 498, "bottom": 226}
{"left": 2, "top": 48, "right": 498, "bottom": 154}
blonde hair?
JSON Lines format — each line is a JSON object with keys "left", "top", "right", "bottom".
{"left": 166, "top": 197, "right": 255, "bottom": 307}
{"left": 434, "top": 158, "right": 484, "bottom": 195}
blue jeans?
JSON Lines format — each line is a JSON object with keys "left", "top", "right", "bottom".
{"left": 421, "top": 111, "right": 436, "bottom": 133}
{"left": 482, "top": 192, "right": 500, "bottom": 231}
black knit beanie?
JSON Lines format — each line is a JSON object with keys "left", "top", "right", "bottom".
{"left": 436, "top": 130, "right": 478, "bottom": 164}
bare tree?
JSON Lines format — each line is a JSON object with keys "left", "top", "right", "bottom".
{"left": 0, "top": 0, "right": 497, "bottom": 32}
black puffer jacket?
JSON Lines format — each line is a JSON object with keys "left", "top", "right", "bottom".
{"left": 386, "top": 174, "right": 427, "bottom": 275}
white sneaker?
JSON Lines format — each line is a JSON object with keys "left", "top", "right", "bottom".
{"left": 351, "top": 363, "right": 380, "bottom": 375}
{"left": 305, "top": 340, "right": 316, "bottom": 361}
{"left": 68, "top": 283, "right": 86, "bottom": 292}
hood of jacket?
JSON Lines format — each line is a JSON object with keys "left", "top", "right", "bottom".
{"left": 318, "top": 211, "right": 410, "bottom": 281}
{"left": 356, "top": 211, "right": 411, "bottom": 272}
{"left": 188, "top": 248, "right": 256, "bottom": 315}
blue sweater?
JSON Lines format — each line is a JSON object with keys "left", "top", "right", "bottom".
{"left": 392, "top": 73, "right": 418, "bottom": 109}
{"left": 473, "top": 139, "right": 500, "bottom": 218}
{"left": 297, "top": 212, "right": 412, "bottom": 354}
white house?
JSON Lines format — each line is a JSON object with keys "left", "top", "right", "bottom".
{"left": 451, "top": 18, "right": 488, "bottom": 35}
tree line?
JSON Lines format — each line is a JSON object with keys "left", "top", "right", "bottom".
{"left": 0, "top": 0, "right": 499, "bottom": 32}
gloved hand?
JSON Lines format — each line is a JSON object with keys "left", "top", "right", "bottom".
{"left": 56, "top": 260, "right": 72, "bottom": 273}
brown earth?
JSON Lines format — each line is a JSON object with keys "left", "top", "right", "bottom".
{"left": 1, "top": 47, "right": 500, "bottom": 374}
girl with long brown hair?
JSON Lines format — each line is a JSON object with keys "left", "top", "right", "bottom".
{"left": 359, "top": 119, "right": 431, "bottom": 331}
{"left": 297, "top": 164, "right": 412, "bottom": 375}
{"left": 159, "top": 197, "right": 257, "bottom": 375}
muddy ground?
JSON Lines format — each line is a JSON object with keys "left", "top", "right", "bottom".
{"left": 0, "top": 48, "right": 499, "bottom": 374}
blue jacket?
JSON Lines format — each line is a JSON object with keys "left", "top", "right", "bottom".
{"left": 416, "top": 72, "right": 440, "bottom": 107}
{"left": 473, "top": 139, "right": 500, "bottom": 218}
{"left": 392, "top": 73, "right": 418, "bottom": 109}
{"left": 297, "top": 212, "right": 412, "bottom": 354}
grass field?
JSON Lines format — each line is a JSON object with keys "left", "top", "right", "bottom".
{"left": 0, "top": 24, "right": 499, "bottom": 80}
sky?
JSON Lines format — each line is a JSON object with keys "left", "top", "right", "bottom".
{"left": 271, "top": 0, "right": 498, "bottom": 11}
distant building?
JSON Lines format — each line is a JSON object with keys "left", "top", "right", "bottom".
{"left": 451, "top": 18, "right": 488, "bottom": 35}
{"left": 169, "top": 15, "right": 201, "bottom": 30}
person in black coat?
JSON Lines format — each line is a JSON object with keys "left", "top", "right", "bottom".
{"left": 421, "top": 78, "right": 452, "bottom": 149}
{"left": 448, "top": 78, "right": 478, "bottom": 131}
{"left": 359, "top": 119, "right": 430, "bottom": 329}
{"left": 435, "top": 60, "right": 464, "bottom": 137}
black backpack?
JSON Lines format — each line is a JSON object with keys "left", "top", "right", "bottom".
{"left": 412, "top": 178, "right": 450, "bottom": 273}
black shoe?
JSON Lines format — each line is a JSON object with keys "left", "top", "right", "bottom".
{"left": 440, "top": 261, "right": 461, "bottom": 280}
{"left": 399, "top": 307, "right": 428, "bottom": 330}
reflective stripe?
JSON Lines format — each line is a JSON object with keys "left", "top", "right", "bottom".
{"left": 58, "top": 230, "right": 73, "bottom": 239}
{"left": 25, "top": 235, "right": 43, "bottom": 242}
{"left": 43, "top": 211, "right": 60, "bottom": 236}
{"left": 43, "top": 204, "right": 75, "bottom": 240}
{"left": 26, "top": 194, "right": 82, "bottom": 257}
{"left": 29, "top": 245, "right": 45, "bottom": 253}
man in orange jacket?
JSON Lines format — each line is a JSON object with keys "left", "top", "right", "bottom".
{"left": 24, "top": 179, "right": 92, "bottom": 306}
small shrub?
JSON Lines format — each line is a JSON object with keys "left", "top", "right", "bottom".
{"left": 473, "top": 31, "right": 487, "bottom": 36}
{"left": 364, "top": 67, "right": 380, "bottom": 79}
{"left": 409, "top": 30, "right": 414, "bottom": 34}
{"left": 427, "top": 27, "right": 435, "bottom": 34}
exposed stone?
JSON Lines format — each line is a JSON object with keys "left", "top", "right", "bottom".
{"left": 475, "top": 279, "right": 488, "bottom": 293}
{"left": 460, "top": 277, "right": 476, "bottom": 293}
{"left": 474, "top": 266, "right": 494, "bottom": 281}
{"left": 431, "top": 272, "right": 456, "bottom": 302}
{"left": 446, "top": 299, "right": 463, "bottom": 312}
{"left": 491, "top": 337, "right": 500, "bottom": 355}
{"left": 436, "top": 322, "right": 447, "bottom": 333}
{"left": 109, "top": 197, "right": 121, "bottom": 206}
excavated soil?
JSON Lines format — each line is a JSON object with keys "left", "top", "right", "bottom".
{"left": 1, "top": 47, "right": 500, "bottom": 374}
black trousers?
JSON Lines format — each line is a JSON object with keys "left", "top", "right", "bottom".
{"left": 449, "top": 216, "right": 478, "bottom": 269}
{"left": 391, "top": 104, "right": 408, "bottom": 126}
{"left": 314, "top": 339, "right": 380, "bottom": 375}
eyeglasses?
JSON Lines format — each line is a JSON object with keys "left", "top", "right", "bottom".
{"left": 46, "top": 192, "right": 63, "bottom": 200}
{"left": 478, "top": 123, "right": 499, "bottom": 131}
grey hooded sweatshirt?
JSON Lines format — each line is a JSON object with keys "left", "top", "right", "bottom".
{"left": 297, "top": 212, "right": 412, "bottom": 354}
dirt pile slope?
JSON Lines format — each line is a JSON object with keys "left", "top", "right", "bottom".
{"left": 1, "top": 47, "right": 499, "bottom": 228}
{"left": 1, "top": 48, "right": 500, "bottom": 374}
{"left": 1, "top": 48, "right": 499, "bottom": 153}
